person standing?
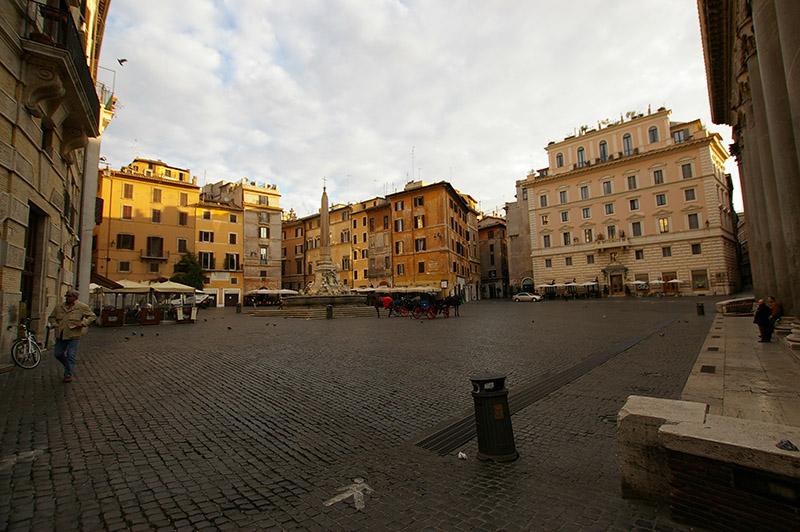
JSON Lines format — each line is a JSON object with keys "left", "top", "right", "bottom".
{"left": 753, "top": 299, "right": 770, "bottom": 342}
{"left": 48, "top": 290, "right": 96, "bottom": 382}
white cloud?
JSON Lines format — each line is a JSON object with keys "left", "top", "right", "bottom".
{"left": 99, "top": 0, "right": 740, "bottom": 217}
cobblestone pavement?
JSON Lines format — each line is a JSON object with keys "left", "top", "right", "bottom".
{"left": 0, "top": 297, "right": 720, "bottom": 531}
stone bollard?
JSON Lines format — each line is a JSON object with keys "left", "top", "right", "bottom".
{"left": 696, "top": 303, "right": 704, "bottom": 316}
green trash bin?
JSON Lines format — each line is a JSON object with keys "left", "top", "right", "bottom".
{"left": 471, "top": 374, "right": 518, "bottom": 462}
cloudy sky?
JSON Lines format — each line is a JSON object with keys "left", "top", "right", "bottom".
{"left": 98, "top": 0, "right": 741, "bottom": 217}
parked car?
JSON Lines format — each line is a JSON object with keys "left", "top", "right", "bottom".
{"left": 512, "top": 292, "right": 542, "bottom": 302}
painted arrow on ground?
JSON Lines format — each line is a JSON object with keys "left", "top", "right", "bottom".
{"left": 0, "top": 449, "right": 44, "bottom": 473}
{"left": 323, "top": 477, "right": 374, "bottom": 511}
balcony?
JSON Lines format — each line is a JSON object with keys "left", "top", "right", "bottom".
{"left": 21, "top": 1, "right": 100, "bottom": 153}
{"left": 595, "top": 236, "right": 629, "bottom": 251}
{"left": 140, "top": 249, "right": 169, "bottom": 261}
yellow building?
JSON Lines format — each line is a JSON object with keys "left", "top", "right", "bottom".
{"left": 1, "top": 0, "right": 112, "bottom": 354}
{"left": 195, "top": 200, "right": 244, "bottom": 306}
{"left": 526, "top": 108, "right": 738, "bottom": 295}
{"left": 93, "top": 159, "right": 200, "bottom": 282}
{"left": 281, "top": 213, "right": 306, "bottom": 291}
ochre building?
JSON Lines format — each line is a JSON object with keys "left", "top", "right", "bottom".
{"left": 93, "top": 159, "right": 200, "bottom": 282}
{"left": 525, "top": 108, "right": 739, "bottom": 296}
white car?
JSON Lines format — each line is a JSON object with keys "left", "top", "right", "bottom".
{"left": 512, "top": 292, "right": 542, "bottom": 302}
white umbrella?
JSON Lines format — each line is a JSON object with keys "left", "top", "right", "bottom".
{"left": 666, "top": 279, "right": 684, "bottom": 284}
{"left": 650, "top": 280, "right": 665, "bottom": 285}
{"left": 149, "top": 281, "right": 195, "bottom": 293}
{"left": 581, "top": 281, "right": 598, "bottom": 286}
{"left": 564, "top": 282, "right": 578, "bottom": 287}
{"left": 626, "top": 280, "right": 647, "bottom": 286}
{"left": 279, "top": 289, "right": 299, "bottom": 295}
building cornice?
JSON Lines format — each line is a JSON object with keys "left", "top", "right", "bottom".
{"left": 697, "top": 0, "right": 734, "bottom": 125}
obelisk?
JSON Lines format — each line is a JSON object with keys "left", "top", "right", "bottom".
{"left": 319, "top": 186, "right": 331, "bottom": 261}
{"left": 303, "top": 185, "right": 346, "bottom": 295}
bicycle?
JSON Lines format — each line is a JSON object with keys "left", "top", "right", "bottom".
{"left": 11, "top": 318, "right": 43, "bottom": 369}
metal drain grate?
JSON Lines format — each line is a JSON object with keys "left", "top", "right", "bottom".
{"left": 414, "top": 319, "right": 676, "bottom": 455}
{"left": 700, "top": 365, "right": 716, "bottom": 374}
{"left": 707, "top": 346, "right": 720, "bottom": 351}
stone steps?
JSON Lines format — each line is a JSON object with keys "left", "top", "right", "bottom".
{"left": 249, "top": 306, "right": 376, "bottom": 319}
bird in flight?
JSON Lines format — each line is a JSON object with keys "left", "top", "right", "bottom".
{"left": 117, "top": 58, "right": 127, "bottom": 66}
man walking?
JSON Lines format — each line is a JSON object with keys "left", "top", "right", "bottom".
{"left": 48, "top": 290, "right": 95, "bottom": 382}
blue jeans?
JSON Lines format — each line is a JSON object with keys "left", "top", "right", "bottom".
{"left": 54, "top": 338, "right": 80, "bottom": 377}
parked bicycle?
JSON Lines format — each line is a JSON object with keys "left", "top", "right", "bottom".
{"left": 11, "top": 318, "right": 43, "bottom": 369}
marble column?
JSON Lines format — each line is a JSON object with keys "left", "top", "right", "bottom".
{"left": 746, "top": 52, "right": 790, "bottom": 304}
{"left": 740, "top": 106, "right": 775, "bottom": 297}
{"left": 773, "top": 0, "right": 800, "bottom": 174}
{"left": 752, "top": 0, "right": 800, "bottom": 313}
{"left": 77, "top": 137, "right": 101, "bottom": 302}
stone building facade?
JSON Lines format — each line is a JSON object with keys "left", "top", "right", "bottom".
{"left": 477, "top": 215, "right": 509, "bottom": 299}
{"left": 526, "top": 108, "right": 739, "bottom": 296}
{"left": 698, "top": 0, "right": 800, "bottom": 313}
{"left": 1, "top": 0, "right": 111, "bottom": 355}
{"left": 504, "top": 180, "right": 534, "bottom": 293}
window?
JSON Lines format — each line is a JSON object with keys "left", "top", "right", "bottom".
{"left": 562, "top": 232, "right": 571, "bottom": 246}
{"left": 565, "top": 256, "right": 573, "bottom": 266}
{"left": 123, "top": 183, "right": 133, "bottom": 199}
{"left": 604, "top": 203, "right": 614, "bottom": 215}
{"left": 414, "top": 215, "right": 425, "bottom": 229}
{"left": 580, "top": 185, "right": 589, "bottom": 200}
{"left": 658, "top": 217, "right": 670, "bottom": 233}
{"left": 259, "top": 247, "right": 268, "bottom": 264}
{"left": 340, "top": 230, "right": 350, "bottom": 243}
{"left": 543, "top": 235, "right": 551, "bottom": 248}
{"left": 582, "top": 207, "right": 591, "bottom": 219}
{"left": 177, "top": 238, "right": 187, "bottom": 253}
{"left": 258, "top": 195, "right": 269, "bottom": 205}
{"left": 118, "top": 261, "right": 130, "bottom": 273}
{"left": 656, "top": 193, "right": 667, "bottom": 206}
{"left": 684, "top": 188, "right": 696, "bottom": 201}
{"left": 202, "top": 210, "right": 211, "bottom": 220}
{"left": 224, "top": 253, "right": 240, "bottom": 270}
{"left": 488, "top": 231, "right": 495, "bottom": 239}
{"left": 413, "top": 196, "right": 424, "bottom": 206}
{"left": 635, "top": 249, "right": 644, "bottom": 260}
{"left": 259, "top": 227, "right": 269, "bottom": 239}
{"left": 394, "top": 200, "right": 404, "bottom": 211}
{"left": 152, "top": 188, "right": 162, "bottom": 203}
{"left": 545, "top": 258, "right": 552, "bottom": 268}
{"left": 415, "top": 238, "right": 426, "bottom": 251}
{"left": 361, "top": 249, "right": 368, "bottom": 259}
{"left": 383, "top": 215, "right": 389, "bottom": 229}
{"left": 295, "top": 227, "right": 303, "bottom": 237}
{"left": 229, "top": 233, "right": 237, "bottom": 245}
{"left": 541, "top": 214, "right": 549, "bottom": 225}
{"left": 632, "top": 221, "right": 642, "bottom": 237}
{"left": 296, "top": 259, "right": 303, "bottom": 274}
{"left": 539, "top": 195, "right": 548, "bottom": 207}
{"left": 587, "top": 254, "right": 595, "bottom": 264}
{"left": 648, "top": 126, "right": 659, "bottom": 143}
{"left": 692, "top": 269, "right": 708, "bottom": 289}
{"left": 151, "top": 209, "right": 161, "bottom": 223}
{"left": 607, "top": 225, "right": 617, "bottom": 239}
{"left": 673, "top": 129, "right": 687, "bottom": 143}
{"left": 559, "top": 190, "right": 567, "bottom": 204}
{"left": 662, "top": 246, "right": 672, "bottom": 257}
{"left": 369, "top": 218, "right": 375, "bottom": 231}
{"left": 653, "top": 169, "right": 664, "bottom": 185}
{"left": 199, "top": 231, "right": 214, "bottom": 242}
{"left": 115, "top": 234, "right": 134, "bottom": 250}
{"left": 342, "top": 211, "right": 350, "bottom": 221}
{"left": 629, "top": 198, "right": 639, "bottom": 211}
{"left": 164, "top": 169, "right": 172, "bottom": 178}
{"left": 691, "top": 243, "right": 702, "bottom": 255}
{"left": 627, "top": 175, "right": 637, "bottom": 190}
{"left": 522, "top": 188, "right": 528, "bottom": 200}
{"left": 149, "top": 262, "right": 160, "bottom": 273}
{"left": 229, "top": 214, "right": 237, "bottom": 223}
{"left": 561, "top": 211, "right": 569, "bottom": 222}
{"left": 397, "top": 263, "right": 405, "bottom": 275}
{"left": 556, "top": 153, "right": 564, "bottom": 167}
{"left": 362, "top": 217, "right": 367, "bottom": 227}
{"left": 146, "top": 236, "right": 164, "bottom": 258}
{"left": 259, "top": 212, "right": 270, "bottom": 224}
{"left": 584, "top": 228, "right": 593, "bottom": 242}
{"left": 179, "top": 212, "right": 188, "bottom": 226}
{"left": 688, "top": 213, "right": 700, "bottom": 229}
{"left": 418, "top": 262, "right": 425, "bottom": 273}
{"left": 394, "top": 219, "right": 403, "bottom": 232}
{"left": 599, "top": 141, "right": 608, "bottom": 162}
{"left": 681, "top": 163, "right": 693, "bottom": 179}
{"left": 603, "top": 181, "right": 612, "bottom": 195}
{"left": 180, "top": 193, "right": 188, "bottom": 207}
{"left": 353, "top": 270, "right": 358, "bottom": 280}
{"left": 577, "top": 147, "right": 585, "bottom": 168}
{"left": 623, "top": 134, "right": 633, "bottom": 156}
{"left": 122, "top": 205, "right": 132, "bottom": 219}
{"left": 395, "top": 241, "right": 403, "bottom": 254}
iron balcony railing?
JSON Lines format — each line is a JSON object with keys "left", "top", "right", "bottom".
{"left": 140, "top": 249, "right": 169, "bottom": 260}
{"left": 24, "top": 0, "right": 100, "bottom": 128}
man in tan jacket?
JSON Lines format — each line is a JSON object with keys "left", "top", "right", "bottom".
{"left": 48, "top": 290, "right": 96, "bottom": 382}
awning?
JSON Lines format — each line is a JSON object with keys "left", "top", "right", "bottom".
{"left": 90, "top": 271, "right": 123, "bottom": 290}
{"left": 148, "top": 281, "right": 196, "bottom": 293}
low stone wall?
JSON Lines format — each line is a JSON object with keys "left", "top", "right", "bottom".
{"left": 715, "top": 296, "right": 755, "bottom": 316}
{"left": 618, "top": 396, "right": 800, "bottom": 530}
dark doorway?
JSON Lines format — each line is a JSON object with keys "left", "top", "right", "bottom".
{"left": 224, "top": 292, "right": 239, "bottom": 307}
{"left": 20, "top": 204, "right": 47, "bottom": 319}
